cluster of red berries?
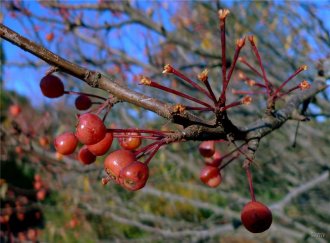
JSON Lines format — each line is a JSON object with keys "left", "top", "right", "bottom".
{"left": 41, "top": 74, "right": 151, "bottom": 191}
{"left": 36, "top": 7, "right": 313, "bottom": 233}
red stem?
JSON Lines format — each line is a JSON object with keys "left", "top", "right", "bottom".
{"left": 108, "top": 128, "right": 173, "bottom": 135}
{"left": 226, "top": 45, "right": 244, "bottom": 84}
{"left": 144, "top": 142, "right": 164, "bottom": 165}
{"left": 220, "top": 101, "right": 241, "bottom": 111}
{"left": 245, "top": 166, "right": 256, "bottom": 202}
{"left": 219, "top": 19, "right": 227, "bottom": 105}
{"left": 249, "top": 40, "right": 272, "bottom": 96}
{"left": 232, "top": 90, "right": 267, "bottom": 95}
{"left": 142, "top": 81, "right": 213, "bottom": 108}
{"left": 171, "top": 68, "right": 214, "bottom": 101}
{"left": 202, "top": 78, "right": 218, "bottom": 104}
{"left": 239, "top": 58, "right": 263, "bottom": 78}
{"left": 272, "top": 67, "right": 306, "bottom": 98}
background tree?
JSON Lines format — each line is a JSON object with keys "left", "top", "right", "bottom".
{"left": 1, "top": 1, "right": 330, "bottom": 242}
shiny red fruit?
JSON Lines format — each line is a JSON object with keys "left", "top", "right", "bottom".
{"left": 76, "top": 113, "right": 106, "bottom": 145}
{"left": 87, "top": 132, "right": 113, "bottom": 156}
{"left": 205, "top": 150, "right": 222, "bottom": 167}
{"left": 54, "top": 132, "right": 78, "bottom": 155}
{"left": 75, "top": 95, "right": 92, "bottom": 110}
{"left": 119, "top": 161, "right": 149, "bottom": 191}
{"left": 199, "top": 141, "right": 215, "bottom": 158}
{"left": 78, "top": 146, "right": 96, "bottom": 165}
{"left": 199, "top": 165, "right": 222, "bottom": 188}
{"left": 241, "top": 201, "right": 272, "bottom": 233}
{"left": 119, "top": 132, "right": 142, "bottom": 150}
{"left": 104, "top": 150, "right": 136, "bottom": 182}
{"left": 9, "top": 104, "right": 21, "bottom": 117}
{"left": 40, "top": 75, "right": 64, "bottom": 98}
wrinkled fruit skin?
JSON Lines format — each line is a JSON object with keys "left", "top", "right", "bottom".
{"left": 199, "top": 141, "right": 215, "bottom": 158}
{"left": 104, "top": 150, "right": 136, "bottom": 182}
{"left": 87, "top": 132, "right": 113, "bottom": 156}
{"left": 241, "top": 201, "right": 272, "bottom": 233}
{"left": 75, "top": 95, "right": 92, "bottom": 110}
{"left": 40, "top": 75, "right": 64, "bottom": 98}
{"left": 78, "top": 146, "right": 96, "bottom": 165}
{"left": 200, "top": 165, "right": 222, "bottom": 188}
{"left": 54, "top": 132, "right": 78, "bottom": 155}
{"left": 76, "top": 113, "right": 106, "bottom": 145}
{"left": 119, "top": 161, "right": 149, "bottom": 191}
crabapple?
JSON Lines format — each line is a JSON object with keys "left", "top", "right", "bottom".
{"left": 78, "top": 146, "right": 96, "bottom": 165}
{"left": 87, "top": 132, "right": 113, "bottom": 156}
{"left": 75, "top": 113, "right": 106, "bottom": 145}
{"left": 104, "top": 150, "right": 136, "bottom": 182}
{"left": 40, "top": 74, "right": 64, "bottom": 98}
{"left": 241, "top": 201, "right": 272, "bottom": 233}
{"left": 205, "top": 150, "right": 222, "bottom": 167}
{"left": 9, "top": 104, "right": 21, "bottom": 117}
{"left": 119, "top": 161, "right": 149, "bottom": 191}
{"left": 54, "top": 132, "right": 78, "bottom": 155}
{"left": 39, "top": 136, "right": 49, "bottom": 148}
{"left": 119, "top": 132, "right": 142, "bottom": 150}
{"left": 199, "top": 141, "right": 215, "bottom": 158}
{"left": 200, "top": 165, "right": 222, "bottom": 188}
{"left": 36, "top": 189, "right": 47, "bottom": 201}
{"left": 75, "top": 95, "right": 92, "bottom": 110}
{"left": 46, "top": 32, "right": 54, "bottom": 41}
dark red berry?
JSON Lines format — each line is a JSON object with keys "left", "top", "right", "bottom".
{"left": 199, "top": 141, "right": 215, "bottom": 158}
{"left": 75, "top": 95, "right": 92, "bottom": 110}
{"left": 78, "top": 146, "right": 96, "bottom": 165}
{"left": 40, "top": 75, "right": 64, "bottom": 98}
{"left": 87, "top": 132, "right": 113, "bottom": 156}
{"left": 119, "top": 161, "right": 149, "bottom": 191}
{"left": 104, "top": 150, "right": 135, "bottom": 182}
{"left": 54, "top": 132, "right": 78, "bottom": 155}
{"left": 241, "top": 201, "right": 272, "bottom": 233}
{"left": 119, "top": 132, "right": 142, "bottom": 150}
{"left": 200, "top": 165, "right": 222, "bottom": 188}
{"left": 75, "top": 113, "right": 106, "bottom": 145}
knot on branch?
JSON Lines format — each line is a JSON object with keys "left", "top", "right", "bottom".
{"left": 85, "top": 71, "right": 101, "bottom": 88}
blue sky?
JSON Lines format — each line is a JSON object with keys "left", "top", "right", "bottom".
{"left": 2, "top": 1, "right": 330, "bottom": 110}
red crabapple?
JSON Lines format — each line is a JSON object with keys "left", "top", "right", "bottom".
{"left": 119, "top": 161, "right": 149, "bottom": 191}
{"left": 87, "top": 132, "right": 113, "bottom": 156}
{"left": 46, "top": 32, "right": 54, "bottom": 41}
{"left": 104, "top": 150, "right": 136, "bottom": 182}
{"left": 9, "top": 104, "right": 21, "bottom": 117}
{"left": 39, "top": 136, "right": 49, "bottom": 148}
{"left": 200, "top": 165, "right": 222, "bottom": 188}
{"left": 75, "top": 95, "right": 92, "bottom": 110}
{"left": 54, "top": 132, "right": 78, "bottom": 155}
{"left": 205, "top": 150, "right": 222, "bottom": 167}
{"left": 199, "top": 141, "right": 215, "bottom": 158}
{"left": 75, "top": 113, "right": 106, "bottom": 145}
{"left": 36, "top": 189, "right": 47, "bottom": 201}
{"left": 78, "top": 146, "right": 96, "bottom": 165}
{"left": 119, "top": 132, "right": 142, "bottom": 150}
{"left": 241, "top": 201, "right": 272, "bottom": 233}
{"left": 40, "top": 75, "right": 64, "bottom": 98}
